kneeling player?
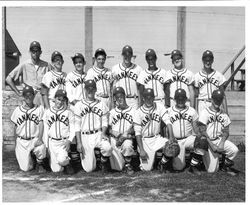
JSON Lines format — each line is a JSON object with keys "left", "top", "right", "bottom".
{"left": 198, "top": 89, "right": 239, "bottom": 175}
{"left": 167, "top": 89, "right": 208, "bottom": 174}
{"left": 10, "top": 86, "right": 47, "bottom": 173}
{"left": 43, "top": 90, "right": 75, "bottom": 174}
{"left": 134, "top": 88, "right": 178, "bottom": 172}
{"left": 109, "top": 87, "right": 136, "bottom": 175}
{"left": 74, "top": 80, "right": 112, "bottom": 173}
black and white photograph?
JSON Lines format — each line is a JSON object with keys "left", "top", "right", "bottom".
{"left": 1, "top": 1, "right": 246, "bottom": 202}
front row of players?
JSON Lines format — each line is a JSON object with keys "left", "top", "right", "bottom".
{"left": 11, "top": 81, "right": 239, "bottom": 176}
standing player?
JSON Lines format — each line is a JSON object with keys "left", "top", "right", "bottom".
{"left": 65, "top": 53, "right": 86, "bottom": 109}
{"left": 6, "top": 41, "right": 51, "bottom": 106}
{"left": 74, "top": 80, "right": 112, "bottom": 173}
{"left": 108, "top": 87, "right": 136, "bottom": 175}
{"left": 133, "top": 88, "right": 176, "bottom": 171}
{"left": 111, "top": 45, "right": 143, "bottom": 108}
{"left": 41, "top": 51, "right": 67, "bottom": 109}
{"left": 197, "top": 89, "right": 238, "bottom": 174}
{"left": 167, "top": 89, "right": 208, "bottom": 174}
{"left": 85, "top": 48, "right": 112, "bottom": 109}
{"left": 165, "top": 50, "right": 195, "bottom": 108}
{"left": 10, "top": 85, "right": 46, "bottom": 173}
{"left": 43, "top": 90, "right": 75, "bottom": 174}
{"left": 137, "top": 49, "right": 168, "bottom": 106}
{"left": 194, "top": 50, "right": 227, "bottom": 114}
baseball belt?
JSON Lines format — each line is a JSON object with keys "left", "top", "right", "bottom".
{"left": 50, "top": 137, "right": 69, "bottom": 141}
{"left": 198, "top": 98, "right": 212, "bottom": 103}
{"left": 176, "top": 136, "right": 188, "bottom": 140}
{"left": 126, "top": 95, "right": 138, "bottom": 99}
{"left": 154, "top": 98, "right": 165, "bottom": 101}
{"left": 18, "top": 136, "right": 35, "bottom": 140}
{"left": 143, "top": 135, "right": 155, "bottom": 138}
{"left": 82, "top": 129, "right": 102, "bottom": 135}
{"left": 209, "top": 136, "right": 220, "bottom": 141}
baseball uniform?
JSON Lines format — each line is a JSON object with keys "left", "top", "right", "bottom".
{"left": 199, "top": 107, "right": 238, "bottom": 173}
{"left": 74, "top": 98, "right": 112, "bottom": 172}
{"left": 11, "top": 105, "right": 46, "bottom": 171}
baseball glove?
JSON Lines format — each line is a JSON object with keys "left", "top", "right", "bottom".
{"left": 163, "top": 140, "right": 180, "bottom": 158}
{"left": 194, "top": 135, "right": 209, "bottom": 151}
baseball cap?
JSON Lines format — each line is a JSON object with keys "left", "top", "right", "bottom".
{"left": 212, "top": 89, "right": 224, "bottom": 104}
{"left": 174, "top": 89, "right": 187, "bottom": 100}
{"left": 71, "top": 53, "right": 85, "bottom": 63}
{"left": 95, "top": 48, "right": 107, "bottom": 59}
{"left": 85, "top": 80, "right": 97, "bottom": 89}
{"left": 143, "top": 88, "right": 155, "bottom": 97}
{"left": 29, "top": 41, "right": 41, "bottom": 51}
{"left": 22, "top": 85, "right": 35, "bottom": 96}
{"left": 55, "top": 89, "right": 67, "bottom": 98}
{"left": 145, "top": 49, "right": 157, "bottom": 59}
{"left": 202, "top": 50, "right": 214, "bottom": 60}
{"left": 51, "top": 51, "right": 63, "bottom": 62}
{"left": 171, "top": 50, "right": 183, "bottom": 60}
{"left": 122, "top": 45, "right": 133, "bottom": 56}
{"left": 113, "top": 87, "right": 125, "bottom": 96}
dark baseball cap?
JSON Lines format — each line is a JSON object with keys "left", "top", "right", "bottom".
{"left": 22, "top": 85, "right": 35, "bottom": 96}
{"left": 143, "top": 88, "right": 155, "bottom": 97}
{"left": 171, "top": 50, "right": 183, "bottom": 60}
{"left": 113, "top": 87, "right": 125, "bottom": 96}
{"left": 51, "top": 51, "right": 63, "bottom": 62}
{"left": 212, "top": 89, "right": 224, "bottom": 104}
{"left": 71, "top": 53, "right": 85, "bottom": 63}
{"left": 29, "top": 41, "right": 41, "bottom": 51}
{"left": 174, "top": 89, "right": 187, "bottom": 100}
{"left": 122, "top": 45, "right": 133, "bottom": 56}
{"left": 95, "top": 48, "right": 107, "bottom": 58}
{"left": 145, "top": 49, "right": 157, "bottom": 59}
{"left": 202, "top": 50, "right": 214, "bottom": 60}
{"left": 55, "top": 89, "right": 67, "bottom": 98}
{"left": 85, "top": 80, "right": 97, "bottom": 89}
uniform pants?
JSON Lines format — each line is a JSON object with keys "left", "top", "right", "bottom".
{"left": 139, "top": 134, "right": 168, "bottom": 171}
{"left": 203, "top": 138, "right": 239, "bottom": 173}
{"left": 109, "top": 137, "right": 135, "bottom": 171}
{"left": 15, "top": 137, "right": 46, "bottom": 171}
{"left": 80, "top": 131, "right": 112, "bottom": 172}
{"left": 48, "top": 139, "right": 70, "bottom": 172}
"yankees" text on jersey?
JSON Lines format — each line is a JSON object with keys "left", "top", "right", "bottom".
{"left": 144, "top": 74, "right": 164, "bottom": 84}
{"left": 80, "top": 106, "right": 103, "bottom": 117}
{"left": 16, "top": 113, "right": 40, "bottom": 126}
{"left": 115, "top": 70, "right": 138, "bottom": 81}
{"left": 141, "top": 113, "right": 160, "bottom": 126}
{"left": 197, "top": 77, "right": 219, "bottom": 88}
{"left": 111, "top": 113, "right": 133, "bottom": 125}
{"left": 47, "top": 114, "right": 69, "bottom": 128}
{"left": 170, "top": 113, "right": 193, "bottom": 124}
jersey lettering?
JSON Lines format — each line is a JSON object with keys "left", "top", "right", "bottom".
{"left": 170, "top": 113, "right": 193, "bottom": 124}
{"left": 144, "top": 74, "right": 164, "bottom": 84}
{"left": 112, "top": 113, "right": 133, "bottom": 125}
{"left": 16, "top": 113, "right": 40, "bottom": 126}
{"left": 50, "top": 77, "right": 66, "bottom": 89}
{"left": 198, "top": 77, "right": 219, "bottom": 88}
{"left": 115, "top": 70, "right": 138, "bottom": 81}
{"left": 207, "top": 115, "right": 226, "bottom": 126}
{"left": 47, "top": 114, "right": 69, "bottom": 128}
{"left": 141, "top": 113, "right": 160, "bottom": 126}
{"left": 80, "top": 106, "right": 103, "bottom": 117}
{"left": 168, "top": 75, "right": 189, "bottom": 85}
{"left": 70, "top": 77, "right": 84, "bottom": 88}
{"left": 93, "top": 73, "right": 111, "bottom": 82}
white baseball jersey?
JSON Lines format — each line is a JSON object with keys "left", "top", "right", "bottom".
{"left": 65, "top": 71, "right": 86, "bottom": 103}
{"left": 112, "top": 63, "right": 143, "bottom": 97}
{"left": 194, "top": 70, "right": 226, "bottom": 100}
{"left": 167, "top": 105, "right": 198, "bottom": 139}
{"left": 11, "top": 105, "right": 44, "bottom": 138}
{"left": 74, "top": 99, "right": 109, "bottom": 132}
{"left": 137, "top": 68, "right": 167, "bottom": 100}
{"left": 42, "top": 70, "right": 67, "bottom": 100}
{"left": 109, "top": 106, "right": 135, "bottom": 134}
{"left": 199, "top": 107, "right": 231, "bottom": 140}
{"left": 166, "top": 68, "right": 194, "bottom": 99}
{"left": 85, "top": 66, "right": 112, "bottom": 98}
{"left": 134, "top": 103, "right": 171, "bottom": 137}
{"left": 43, "top": 106, "right": 75, "bottom": 141}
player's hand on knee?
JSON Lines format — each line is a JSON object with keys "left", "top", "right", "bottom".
{"left": 101, "top": 134, "right": 109, "bottom": 141}
{"left": 34, "top": 139, "right": 43, "bottom": 147}
{"left": 65, "top": 139, "right": 71, "bottom": 152}
{"left": 139, "top": 149, "right": 148, "bottom": 161}
{"left": 77, "top": 143, "right": 84, "bottom": 155}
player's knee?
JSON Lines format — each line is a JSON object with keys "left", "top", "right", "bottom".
{"left": 56, "top": 153, "right": 70, "bottom": 166}
{"left": 34, "top": 144, "right": 47, "bottom": 160}
{"left": 100, "top": 141, "right": 112, "bottom": 156}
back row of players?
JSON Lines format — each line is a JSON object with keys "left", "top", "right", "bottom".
{"left": 7, "top": 41, "right": 239, "bottom": 175}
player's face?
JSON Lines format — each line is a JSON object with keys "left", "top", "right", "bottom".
{"left": 74, "top": 57, "right": 85, "bottom": 72}
{"left": 144, "top": 95, "right": 154, "bottom": 107}
{"left": 122, "top": 53, "right": 133, "bottom": 64}
{"left": 86, "top": 87, "right": 96, "bottom": 100}
{"left": 212, "top": 98, "right": 223, "bottom": 109}
{"left": 172, "top": 58, "right": 183, "bottom": 69}
{"left": 176, "top": 97, "right": 187, "bottom": 109}
{"left": 52, "top": 56, "right": 64, "bottom": 71}
{"left": 203, "top": 58, "right": 213, "bottom": 69}
{"left": 30, "top": 49, "right": 41, "bottom": 61}
{"left": 146, "top": 56, "right": 157, "bottom": 68}
{"left": 54, "top": 97, "right": 65, "bottom": 109}
{"left": 96, "top": 55, "right": 106, "bottom": 68}
{"left": 23, "top": 92, "right": 35, "bottom": 106}
{"left": 115, "top": 93, "right": 126, "bottom": 106}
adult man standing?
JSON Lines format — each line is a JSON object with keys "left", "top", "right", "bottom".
{"left": 6, "top": 41, "right": 51, "bottom": 106}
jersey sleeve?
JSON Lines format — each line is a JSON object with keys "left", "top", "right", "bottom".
{"left": 219, "top": 73, "right": 227, "bottom": 86}
{"left": 188, "top": 70, "right": 195, "bottom": 85}
{"left": 191, "top": 107, "right": 199, "bottom": 122}
{"left": 108, "top": 109, "right": 115, "bottom": 126}
{"left": 38, "top": 106, "right": 45, "bottom": 122}
{"left": 133, "top": 109, "right": 142, "bottom": 136}
{"left": 160, "top": 104, "right": 171, "bottom": 125}
{"left": 10, "top": 107, "right": 19, "bottom": 125}
{"left": 68, "top": 110, "right": 76, "bottom": 142}
{"left": 137, "top": 71, "right": 145, "bottom": 85}
{"left": 101, "top": 102, "right": 109, "bottom": 128}
{"left": 198, "top": 109, "right": 209, "bottom": 125}
{"left": 74, "top": 102, "right": 82, "bottom": 132}
{"left": 193, "top": 73, "right": 199, "bottom": 88}
{"left": 41, "top": 72, "right": 51, "bottom": 88}
{"left": 222, "top": 114, "right": 231, "bottom": 127}
{"left": 65, "top": 73, "right": 75, "bottom": 103}
{"left": 85, "top": 69, "right": 94, "bottom": 81}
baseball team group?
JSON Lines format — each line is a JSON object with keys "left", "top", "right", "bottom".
{"left": 6, "top": 41, "right": 239, "bottom": 176}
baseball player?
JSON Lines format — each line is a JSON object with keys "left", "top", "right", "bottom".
{"left": 108, "top": 87, "right": 136, "bottom": 175}
{"left": 165, "top": 50, "right": 195, "bottom": 108}
{"left": 41, "top": 51, "right": 67, "bottom": 109}
{"left": 6, "top": 41, "right": 51, "bottom": 106}
{"left": 137, "top": 49, "right": 168, "bottom": 106}
{"left": 167, "top": 89, "right": 207, "bottom": 174}
{"left": 65, "top": 53, "right": 86, "bottom": 109}
{"left": 197, "top": 89, "right": 239, "bottom": 175}
{"left": 74, "top": 80, "right": 112, "bottom": 172}
{"left": 10, "top": 85, "right": 47, "bottom": 173}
{"left": 133, "top": 88, "right": 176, "bottom": 172}
{"left": 194, "top": 50, "right": 227, "bottom": 114}
{"left": 43, "top": 89, "right": 75, "bottom": 174}
{"left": 85, "top": 48, "right": 112, "bottom": 109}
{"left": 111, "top": 45, "right": 143, "bottom": 109}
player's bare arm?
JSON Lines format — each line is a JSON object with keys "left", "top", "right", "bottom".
{"left": 41, "top": 84, "right": 50, "bottom": 109}
{"left": 166, "top": 123, "right": 175, "bottom": 142}
{"left": 188, "top": 84, "right": 195, "bottom": 108}
{"left": 75, "top": 131, "right": 85, "bottom": 156}
{"left": 138, "top": 83, "right": 145, "bottom": 106}
{"left": 164, "top": 83, "right": 170, "bottom": 108}
{"left": 135, "top": 135, "right": 148, "bottom": 161}
{"left": 101, "top": 126, "right": 110, "bottom": 141}
{"left": 35, "top": 121, "right": 44, "bottom": 147}
{"left": 5, "top": 76, "right": 22, "bottom": 97}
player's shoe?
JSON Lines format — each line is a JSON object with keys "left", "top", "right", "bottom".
{"left": 100, "top": 162, "right": 109, "bottom": 173}
{"left": 188, "top": 165, "right": 201, "bottom": 176}
{"left": 36, "top": 163, "right": 47, "bottom": 174}
{"left": 220, "top": 165, "right": 238, "bottom": 176}
{"left": 124, "top": 163, "right": 134, "bottom": 175}
{"left": 157, "top": 161, "right": 168, "bottom": 173}
{"left": 64, "top": 164, "right": 75, "bottom": 175}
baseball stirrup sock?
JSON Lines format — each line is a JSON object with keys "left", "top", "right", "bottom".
{"left": 161, "top": 155, "right": 171, "bottom": 164}
{"left": 124, "top": 156, "right": 132, "bottom": 163}
{"left": 225, "top": 157, "right": 234, "bottom": 167}
{"left": 190, "top": 153, "right": 202, "bottom": 166}
{"left": 101, "top": 156, "right": 108, "bottom": 163}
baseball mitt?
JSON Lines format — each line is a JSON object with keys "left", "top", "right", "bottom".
{"left": 163, "top": 140, "right": 180, "bottom": 158}
{"left": 194, "top": 135, "right": 209, "bottom": 151}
